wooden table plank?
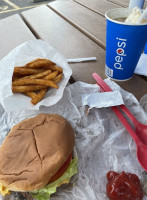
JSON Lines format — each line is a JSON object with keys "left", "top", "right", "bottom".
{"left": 108, "top": 0, "right": 128, "bottom": 7}
{"left": 22, "top": 5, "right": 106, "bottom": 83}
{"left": 48, "top": 0, "right": 106, "bottom": 48}
{"left": 74, "top": 0, "right": 121, "bottom": 16}
{"left": 0, "top": 14, "right": 35, "bottom": 60}
{"left": 118, "top": 76, "right": 147, "bottom": 100}
{"left": 108, "top": 0, "right": 147, "bottom": 8}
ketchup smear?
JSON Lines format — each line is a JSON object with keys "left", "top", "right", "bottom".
{"left": 106, "top": 171, "right": 144, "bottom": 200}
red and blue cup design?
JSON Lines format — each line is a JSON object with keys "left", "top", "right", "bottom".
{"left": 105, "top": 8, "right": 147, "bottom": 81}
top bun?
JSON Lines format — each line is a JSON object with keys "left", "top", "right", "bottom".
{"left": 0, "top": 114, "right": 75, "bottom": 192}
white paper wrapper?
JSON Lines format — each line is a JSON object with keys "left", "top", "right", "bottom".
{"left": 82, "top": 91, "right": 124, "bottom": 109}
{"left": 0, "top": 39, "right": 72, "bottom": 112}
{"left": 135, "top": 53, "right": 147, "bottom": 76}
{"left": 0, "top": 80, "right": 147, "bottom": 200}
{"left": 67, "top": 57, "right": 97, "bottom": 63}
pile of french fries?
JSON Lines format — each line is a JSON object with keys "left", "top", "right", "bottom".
{"left": 12, "top": 58, "right": 63, "bottom": 105}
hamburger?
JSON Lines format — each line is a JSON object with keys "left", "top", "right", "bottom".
{"left": 0, "top": 114, "right": 78, "bottom": 199}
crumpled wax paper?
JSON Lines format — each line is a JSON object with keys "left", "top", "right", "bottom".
{"left": 140, "top": 94, "right": 147, "bottom": 113}
{"left": 0, "top": 39, "right": 72, "bottom": 112}
{"left": 0, "top": 80, "right": 147, "bottom": 200}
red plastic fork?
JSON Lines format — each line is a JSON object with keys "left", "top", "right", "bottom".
{"left": 92, "top": 73, "right": 147, "bottom": 146}
{"left": 92, "top": 72, "right": 147, "bottom": 172}
{"left": 119, "top": 104, "right": 147, "bottom": 145}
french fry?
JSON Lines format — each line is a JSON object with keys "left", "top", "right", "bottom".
{"left": 12, "top": 85, "right": 48, "bottom": 93}
{"left": 25, "top": 58, "right": 45, "bottom": 66}
{"left": 12, "top": 79, "right": 58, "bottom": 89}
{"left": 44, "top": 71, "right": 58, "bottom": 80}
{"left": 12, "top": 76, "right": 20, "bottom": 81}
{"left": 54, "top": 73, "right": 63, "bottom": 83}
{"left": 25, "top": 92, "right": 37, "bottom": 99}
{"left": 31, "top": 89, "right": 47, "bottom": 105}
{"left": 16, "top": 70, "right": 51, "bottom": 80}
{"left": 25, "top": 58, "right": 63, "bottom": 73}
{"left": 26, "top": 59, "right": 55, "bottom": 69}
{"left": 31, "top": 71, "right": 59, "bottom": 105}
{"left": 14, "top": 67, "right": 45, "bottom": 75}
{"left": 46, "top": 65, "right": 63, "bottom": 73}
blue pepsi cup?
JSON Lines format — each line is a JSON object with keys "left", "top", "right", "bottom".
{"left": 144, "top": 42, "right": 147, "bottom": 54}
{"left": 105, "top": 8, "right": 147, "bottom": 81}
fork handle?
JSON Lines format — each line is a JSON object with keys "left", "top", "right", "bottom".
{"left": 108, "top": 106, "right": 140, "bottom": 144}
{"left": 119, "top": 105, "right": 139, "bottom": 125}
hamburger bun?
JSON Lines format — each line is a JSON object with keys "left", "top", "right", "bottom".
{"left": 0, "top": 114, "right": 75, "bottom": 192}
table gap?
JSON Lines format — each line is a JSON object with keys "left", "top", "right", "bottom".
{"left": 20, "top": 13, "right": 41, "bottom": 40}
{"left": 107, "top": 0, "right": 127, "bottom": 7}
{"left": 73, "top": 0, "right": 105, "bottom": 17}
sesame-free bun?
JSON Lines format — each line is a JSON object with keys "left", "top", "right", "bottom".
{"left": 0, "top": 114, "right": 75, "bottom": 192}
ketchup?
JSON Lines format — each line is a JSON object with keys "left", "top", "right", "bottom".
{"left": 106, "top": 171, "right": 144, "bottom": 200}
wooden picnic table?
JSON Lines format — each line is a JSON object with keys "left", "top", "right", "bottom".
{"left": 0, "top": 0, "right": 146, "bottom": 101}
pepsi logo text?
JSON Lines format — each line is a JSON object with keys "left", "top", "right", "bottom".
{"left": 114, "top": 37, "right": 127, "bottom": 70}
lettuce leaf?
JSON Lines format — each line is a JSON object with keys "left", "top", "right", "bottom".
{"left": 31, "top": 157, "right": 78, "bottom": 200}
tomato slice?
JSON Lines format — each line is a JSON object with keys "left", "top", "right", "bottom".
{"left": 48, "top": 153, "right": 72, "bottom": 184}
